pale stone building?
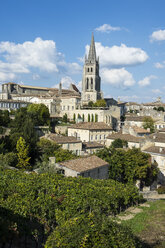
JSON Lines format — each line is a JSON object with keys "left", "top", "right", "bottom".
{"left": 0, "top": 99, "right": 29, "bottom": 111}
{"left": 61, "top": 106, "right": 120, "bottom": 130}
{"left": 143, "top": 146, "right": 165, "bottom": 184}
{"left": 125, "top": 116, "right": 147, "bottom": 128}
{"left": 122, "top": 125, "right": 150, "bottom": 137}
{"left": 54, "top": 155, "right": 109, "bottom": 179}
{"left": 68, "top": 122, "right": 113, "bottom": 144}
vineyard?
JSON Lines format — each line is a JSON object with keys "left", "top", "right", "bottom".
{"left": 0, "top": 168, "right": 144, "bottom": 248}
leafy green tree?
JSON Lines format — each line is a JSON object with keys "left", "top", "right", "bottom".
{"left": 157, "top": 106, "right": 164, "bottom": 112}
{"left": 37, "top": 138, "right": 60, "bottom": 159}
{"left": 27, "top": 103, "right": 50, "bottom": 126}
{"left": 16, "top": 137, "right": 31, "bottom": 169}
{"left": 94, "top": 99, "right": 106, "bottom": 107}
{"left": 88, "top": 101, "right": 94, "bottom": 107}
{"left": 143, "top": 116, "right": 155, "bottom": 133}
{"left": 54, "top": 148, "right": 77, "bottom": 162}
{"left": 95, "top": 114, "right": 98, "bottom": 122}
{"left": 0, "top": 152, "right": 17, "bottom": 168}
{"left": 96, "top": 147, "right": 158, "bottom": 185}
{"left": 62, "top": 113, "right": 68, "bottom": 123}
{"left": 73, "top": 113, "right": 76, "bottom": 122}
{"left": 10, "top": 109, "right": 39, "bottom": 162}
{"left": 111, "top": 138, "right": 128, "bottom": 148}
{"left": 88, "top": 114, "right": 90, "bottom": 122}
{"left": 0, "top": 110, "right": 11, "bottom": 127}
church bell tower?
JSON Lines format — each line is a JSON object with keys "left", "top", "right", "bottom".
{"left": 81, "top": 33, "right": 101, "bottom": 105}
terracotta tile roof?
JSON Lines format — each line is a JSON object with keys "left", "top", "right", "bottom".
{"left": 144, "top": 146, "right": 165, "bottom": 155}
{"left": 68, "top": 122, "right": 113, "bottom": 130}
{"left": 82, "top": 142, "right": 104, "bottom": 149}
{"left": 159, "top": 128, "right": 165, "bottom": 133}
{"left": 125, "top": 116, "right": 146, "bottom": 122}
{"left": 150, "top": 132, "right": 165, "bottom": 143}
{"left": 132, "top": 126, "right": 150, "bottom": 134}
{"left": 43, "top": 134, "right": 81, "bottom": 144}
{"left": 59, "top": 155, "right": 109, "bottom": 173}
{"left": 107, "top": 133, "right": 144, "bottom": 143}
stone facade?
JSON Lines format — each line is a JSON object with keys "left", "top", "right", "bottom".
{"left": 81, "top": 34, "right": 102, "bottom": 105}
{"left": 53, "top": 155, "right": 109, "bottom": 179}
{"left": 68, "top": 122, "right": 113, "bottom": 145}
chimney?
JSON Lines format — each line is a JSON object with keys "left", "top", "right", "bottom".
{"left": 59, "top": 82, "right": 62, "bottom": 96}
{"left": 49, "top": 157, "right": 56, "bottom": 164}
{"left": 159, "top": 147, "right": 163, "bottom": 153}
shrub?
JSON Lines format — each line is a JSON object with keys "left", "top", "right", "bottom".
{"left": 157, "top": 185, "right": 165, "bottom": 194}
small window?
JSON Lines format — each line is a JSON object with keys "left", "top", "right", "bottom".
{"left": 91, "top": 67, "right": 93, "bottom": 72}
{"left": 95, "top": 135, "right": 97, "bottom": 140}
{"left": 91, "top": 135, "right": 93, "bottom": 140}
{"left": 100, "top": 135, "right": 102, "bottom": 140}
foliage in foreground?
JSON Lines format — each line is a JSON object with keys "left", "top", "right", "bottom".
{"left": 45, "top": 213, "right": 142, "bottom": 248}
{"left": 0, "top": 169, "right": 142, "bottom": 246}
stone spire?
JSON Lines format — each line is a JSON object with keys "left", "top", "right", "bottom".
{"left": 88, "top": 33, "right": 96, "bottom": 62}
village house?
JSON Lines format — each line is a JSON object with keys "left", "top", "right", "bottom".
{"left": 52, "top": 155, "right": 109, "bottom": 179}
{"left": 122, "top": 125, "right": 151, "bottom": 137}
{"left": 143, "top": 146, "right": 165, "bottom": 185}
{"left": 43, "top": 133, "right": 82, "bottom": 156}
{"left": 68, "top": 122, "right": 113, "bottom": 144}
{"left": 106, "top": 132, "right": 145, "bottom": 149}
{"left": 125, "top": 115, "right": 147, "bottom": 128}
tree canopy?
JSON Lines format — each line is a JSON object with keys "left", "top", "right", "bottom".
{"left": 143, "top": 116, "right": 155, "bottom": 133}
{"left": 96, "top": 147, "right": 159, "bottom": 185}
{"left": 27, "top": 103, "right": 50, "bottom": 126}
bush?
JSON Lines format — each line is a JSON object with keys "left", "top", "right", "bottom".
{"left": 157, "top": 185, "right": 165, "bottom": 194}
{"left": 0, "top": 152, "right": 17, "bottom": 168}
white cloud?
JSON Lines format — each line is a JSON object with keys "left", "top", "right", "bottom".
{"left": 154, "top": 61, "right": 165, "bottom": 69}
{"left": 101, "top": 68, "right": 135, "bottom": 87}
{"left": 150, "top": 29, "right": 165, "bottom": 42}
{"left": 0, "top": 38, "right": 58, "bottom": 72}
{"left": 138, "top": 75, "right": 157, "bottom": 87}
{"left": 151, "top": 89, "right": 161, "bottom": 94}
{"left": 85, "top": 42, "right": 148, "bottom": 67}
{"left": 52, "top": 76, "right": 76, "bottom": 89}
{"left": 0, "top": 71, "right": 16, "bottom": 82}
{"left": 0, "top": 37, "right": 82, "bottom": 83}
{"left": 32, "top": 74, "right": 40, "bottom": 80}
{"left": 95, "top": 24, "right": 121, "bottom": 33}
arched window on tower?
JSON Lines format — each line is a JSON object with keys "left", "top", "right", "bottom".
{"left": 87, "top": 68, "right": 90, "bottom": 72}
{"left": 91, "top": 78, "right": 93, "bottom": 90}
{"left": 86, "top": 78, "right": 89, "bottom": 90}
{"left": 91, "top": 67, "right": 93, "bottom": 72}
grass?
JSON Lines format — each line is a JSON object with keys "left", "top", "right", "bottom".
{"left": 119, "top": 200, "right": 165, "bottom": 247}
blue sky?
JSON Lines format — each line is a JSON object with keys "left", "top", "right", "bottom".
{"left": 0, "top": 0, "right": 165, "bottom": 102}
